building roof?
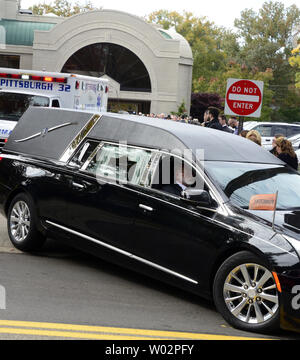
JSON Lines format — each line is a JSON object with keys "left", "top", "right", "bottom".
{"left": 158, "top": 28, "right": 193, "bottom": 59}
{"left": 0, "top": 19, "right": 55, "bottom": 46}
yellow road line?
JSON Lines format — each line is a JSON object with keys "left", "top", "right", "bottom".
{"left": 0, "top": 320, "right": 270, "bottom": 340}
{"left": 0, "top": 327, "right": 169, "bottom": 340}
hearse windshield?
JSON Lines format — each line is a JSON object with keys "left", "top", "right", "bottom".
{"left": 0, "top": 92, "right": 50, "bottom": 122}
{"left": 206, "top": 161, "right": 300, "bottom": 210}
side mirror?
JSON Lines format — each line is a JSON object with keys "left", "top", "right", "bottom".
{"left": 181, "top": 189, "right": 217, "bottom": 208}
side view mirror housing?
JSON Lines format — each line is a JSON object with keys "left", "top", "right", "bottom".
{"left": 181, "top": 189, "right": 217, "bottom": 208}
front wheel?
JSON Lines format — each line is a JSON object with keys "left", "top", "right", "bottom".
{"left": 7, "top": 193, "right": 46, "bottom": 252}
{"left": 213, "top": 251, "right": 280, "bottom": 334}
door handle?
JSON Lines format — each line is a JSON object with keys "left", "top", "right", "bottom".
{"left": 72, "top": 182, "right": 85, "bottom": 189}
{"left": 139, "top": 204, "right": 154, "bottom": 212}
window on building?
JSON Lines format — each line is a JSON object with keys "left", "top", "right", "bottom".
{"left": 62, "top": 43, "right": 151, "bottom": 93}
{"left": 0, "top": 55, "right": 20, "bottom": 69}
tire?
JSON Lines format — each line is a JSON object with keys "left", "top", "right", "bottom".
{"left": 213, "top": 251, "right": 280, "bottom": 334}
{"left": 7, "top": 193, "right": 46, "bottom": 252}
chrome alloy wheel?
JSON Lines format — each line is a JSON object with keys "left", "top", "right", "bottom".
{"left": 9, "top": 201, "right": 31, "bottom": 243}
{"left": 223, "top": 263, "right": 279, "bottom": 324}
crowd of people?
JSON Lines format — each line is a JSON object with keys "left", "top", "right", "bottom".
{"left": 133, "top": 106, "right": 299, "bottom": 171}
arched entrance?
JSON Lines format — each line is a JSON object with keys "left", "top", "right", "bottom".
{"left": 62, "top": 42, "right": 152, "bottom": 113}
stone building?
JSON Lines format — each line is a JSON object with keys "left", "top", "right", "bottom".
{"left": 0, "top": 0, "right": 193, "bottom": 115}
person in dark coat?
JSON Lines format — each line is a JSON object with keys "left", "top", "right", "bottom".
{"left": 228, "top": 117, "right": 239, "bottom": 135}
{"left": 274, "top": 137, "right": 298, "bottom": 170}
{"left": 160, "top": 162, "right": 195, "bottom": 197}
{"left": 218, "top": 114, "right": 234, "bottom": 133}
{"left": 205, "top": 107, "right": 223, "bottom": 131}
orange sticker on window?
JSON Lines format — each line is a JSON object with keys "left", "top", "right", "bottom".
{"left": 249, "top": 194, "right": 277, "bottom": 211}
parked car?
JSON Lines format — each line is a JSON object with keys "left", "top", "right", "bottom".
{"left": 243, "top": 121, "right": 300, "bottom": 150}
{"left": 287, "top": 133, "right": 300, "bottom": 151}
{"left": 295, "top": 148, "right": 300, "bottom": 164}
{"left": 1, "top": 107, "right": 300, "bottom": 334}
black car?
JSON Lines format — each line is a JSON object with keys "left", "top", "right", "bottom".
{"left": 1, "top": 107, "right": 300, "bottom": 334}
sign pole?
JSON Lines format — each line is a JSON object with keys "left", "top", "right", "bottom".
{"left": 238, "top": 116, "right": 244, "bottom": 135}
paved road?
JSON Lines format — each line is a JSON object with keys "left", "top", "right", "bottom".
{"left": 0, "top": 214, "right": 298, "bottom": 340}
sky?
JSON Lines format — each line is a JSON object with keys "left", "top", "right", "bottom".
{"left": 20, "top": 0, "right": 299, "bottom": 30}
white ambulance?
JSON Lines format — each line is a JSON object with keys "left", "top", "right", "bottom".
{"left": 0, "top": 68, "right": 109, "bottom": 148}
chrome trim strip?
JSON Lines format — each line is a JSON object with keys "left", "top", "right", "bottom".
{"left": 45, "top": 220, "right": 199, "bottom": 285}
{"left": 59, "top": 114, "right": 101, "bottom": 163}
{"left": 72, "top": 182, "right": 85, "bottom": 189}
{"left": 15, "top": 122, "right": 74, "bottom": 143}
{"left": 139, "top": 204, "right": 153, "bottom": 212}
{"left": 81, "top": 142, "right": 104, "bottom": 171}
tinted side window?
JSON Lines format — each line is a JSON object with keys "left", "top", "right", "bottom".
{"left": 84, "top": 143, "right": 155, "bottom": 186}
{"left": 51, "top": 99, "right": 60, "bottom": 108}
{"left": 287, "top": 126, "right": 300, "bottom": 137}
{"left": 271, "top": 125, "right": 287, "bottom": 137}
{"left": 69, "top": 141, "right": 99, "bottom": 168}
{"left": 254, "top": 125, "right": 272, "bottom": 137}
{"left": 150, "top": 154, "right": 205, "bottom": 197}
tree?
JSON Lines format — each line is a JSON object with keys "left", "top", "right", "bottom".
{"left": 190, "top": 93, "right": 223, "bottom": 121}
{"left": 30, "top": 0, "right": 101, "bottom": 17}
{"left": 234, "top": 1, "right": 300, "bottom": 120}
{"left": 235, "top": 1, "right": 300, "bottom": 76}
{"left": 289, "top": 44, "right": 300, "bottom": 89}
{"left": 171, "top": 100, "right": 187, "bottom": 117}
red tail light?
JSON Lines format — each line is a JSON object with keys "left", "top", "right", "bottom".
{"left": 55, "top": 78, "right": 67, "bottom": 83}
{"left": 31, "top": 76, "right": 42, "bottom": 81}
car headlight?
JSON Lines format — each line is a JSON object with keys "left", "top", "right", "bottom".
{"left": 282, "top": 234, "right": 300, "bottom": 259}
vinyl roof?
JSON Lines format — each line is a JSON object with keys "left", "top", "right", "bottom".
{"left": 93, "top": 113, "right": 284, "bottom": 165}
{"left": 4, "top": 108, "right": 284, "bottom": 166}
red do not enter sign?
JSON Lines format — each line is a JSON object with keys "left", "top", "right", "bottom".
{"left": 225, "top": 79, "right": 264, "bottom": 118}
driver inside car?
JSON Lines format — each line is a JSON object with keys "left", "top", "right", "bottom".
{"left": 160, "top": 159, "right": 196, "bottom": 197}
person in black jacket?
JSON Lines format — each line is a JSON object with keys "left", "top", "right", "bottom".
{"left": 218, "top": 114, "right": 234, "bottom": 133}
{"left": 205, "top": 107, "right": 223, "bottom": 131}
{"left": 160, "top": 161, "right": 195, "bottom": 197}
{"left": 274, "top": 137, "right": 298, "bottom": 170}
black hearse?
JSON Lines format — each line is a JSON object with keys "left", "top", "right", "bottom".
{"left": 1, "top": 107, "right": 300, "bottom": 334}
